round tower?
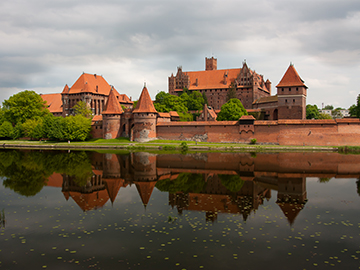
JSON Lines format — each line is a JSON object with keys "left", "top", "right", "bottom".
{"left": 132, "top": 85, "right": 158, "bottom": 142}
{"left": 102, "top": 87, "right": 123, "bottom": 139}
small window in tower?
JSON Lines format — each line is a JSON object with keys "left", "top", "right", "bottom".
{"left": 282, "top": 88, "right": 284, "bottom": 92}
{"left": 293, "top": 99, "right": 295, "bottom": 103}
{"left": 285, "top": 99, "right": 287, "bottom": 103}
{"left": 296, "top": 87, "right": 298, "bottom": 91}
{"left": 289, "top": 88, "right": 291, "bottom": 91}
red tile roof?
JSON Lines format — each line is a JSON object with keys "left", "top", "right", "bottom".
{"left": 91, "top": 115, "right": 103, "bottom": 123}
{"left": 158, "top": 112, "right": 170, "bottom": 118}
{"left": 176, "top": 68, "right": 269, "bottom": 93}
{"left": 102, "top": 88, "right": 124, "bottom": 115}
{"left": 119, "top": 94, "right": 133, "bottom": 104}
{"left": 133, "top": 86, "right": 157, "bottom": 113}
{"left": 169, "top": 111, "right": 179, "bottom": 117}
{"left": 41, "top": 93, "right": 62, "bottom": 113}
{"left": 65, "top": 73, "right": 122, "bottom": 97}
{"left": 276, "top": 64, "right": 307, "bottom": 88}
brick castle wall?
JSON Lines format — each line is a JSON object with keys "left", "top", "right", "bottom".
{"left": 157, "top": 119, "right": 360, "bottom": 146}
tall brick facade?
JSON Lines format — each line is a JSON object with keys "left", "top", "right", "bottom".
{"left": 168, "top": 58, "right": 271, "bottom": 110}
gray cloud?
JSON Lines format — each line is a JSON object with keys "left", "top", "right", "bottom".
{"left": 0, "top": 0, "right": 359, "bottom": 107}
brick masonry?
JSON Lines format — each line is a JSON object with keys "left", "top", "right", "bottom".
{"left": 156, "top": 118, "right": 360, "bottom": 146}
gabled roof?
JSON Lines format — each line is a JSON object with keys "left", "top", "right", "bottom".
{"left": 41, "top": 93, "right": 62, "bottom": 113}
{"left": 277, "top": 202, "right": 305, "bottom": 225}
{"left": 176, "top": 68, "right": 269, "bottom": 93}
{"left": 133, "top": 86, "right": 157, "bottom": 113}
{"left": 102, "top": 88, "right": 124, "bottom": 115}
{"left": 64, "top": 73, "right": 122, "bottom": 97}
{"left": 276, "top": 64, "right": 307, "bottom": 88}
{"left": 119, "top": 94, "right": 133, "bottom": 104}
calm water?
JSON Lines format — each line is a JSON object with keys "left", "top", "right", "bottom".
{"left": 0, "top": 150, "right": 360, "bottom": 270}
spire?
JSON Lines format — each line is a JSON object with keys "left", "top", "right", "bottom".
{"left": 135, "top": 181, "right": 157, "bottom": 207}
{"left": 102, "top": 88, "right": 124, "bottom": 115}
{"left": 276, "top": 64, "right": 307, "bottom": 88}
{"left": 277, "top": 202, "right": 305, "bottom": 225}
{"left": 133, "top": 86, "right": 157, "bottom": 113}
{"left": 61, "top": 84, "right": 69, "bottom": 94}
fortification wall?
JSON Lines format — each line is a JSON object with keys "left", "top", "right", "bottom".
{"left": 157, "top": 119, "right": 360, "bottom": 146}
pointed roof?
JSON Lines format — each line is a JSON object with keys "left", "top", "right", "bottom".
{"left": 277, "top": 202, "right": 305, "bottom": 225}
{"left": 132, "top": 86, "right": 157, "bottom": 113}
{"left": 135, "top": 181, "right": 157, "bottom": 206}
{"left": 276, "top": 64, "right": 307, "bottom": 88}
{"left": 104, "top": 179, "right": 126, "bottom": 203}
{"left": 62, "top": 84, "right": 70, "bottom": 94}
{"left": 102, "top": 88, "right": 124, "bottom": 115}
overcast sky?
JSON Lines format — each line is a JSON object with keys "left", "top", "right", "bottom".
{"left": 1, "top": 0, "right": 359, "bottom": 109}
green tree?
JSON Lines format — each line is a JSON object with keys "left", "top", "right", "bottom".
{"left": 226, "top": 83, "right": 237, "bottom": 102}
{"left": 306, "top": 104, "right": 320, "bottom": 119}
{"left": 154, "top": 91, "right": 193, "bottom": 121}
{"left": 73, "top": 101, "right": 93, "bottom": 118}
{"left": 11, "top": 122, "right": 24, "bottom": 139}
{"left": 2, "top": 90, "right": 50, "bottom": 124}
{"left": 349, "top": 94, "right": 360, "bottom": 118}
{"left": 202, "top": 92, "right": 208, "bottom": 105}
{"left": 324, "top": 105, "right": 334, "bottom": 110}
{"left": 0, "top": 121, "right": 14, "bottom": 138}
{"left": 217, "top": 98, "right": 248, "bottom": 121}
{"left": 318, "top": 113, "right": 332, "bottom": 119}
{"left": 155, "top": 173, "right": 206, "bottom": 193}
{"left": 219, "top": 174, "right": 245, "bottom": 192}
{"left": 22, "top": 118, "right": 44, "bottom": 140}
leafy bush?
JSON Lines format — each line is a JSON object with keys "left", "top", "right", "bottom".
{"left": 250, "top": 138, "right": 257, "bottom": 144}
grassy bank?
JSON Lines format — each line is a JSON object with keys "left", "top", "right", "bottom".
{"left": 0, "top": 138, "right": 339, "bottom": 153}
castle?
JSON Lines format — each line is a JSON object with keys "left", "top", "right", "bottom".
{"left": 169, "top": 58, "right": 307, "bottom": 120}
{"left": 41, "top": 59, "right": 360, "bottom": 146}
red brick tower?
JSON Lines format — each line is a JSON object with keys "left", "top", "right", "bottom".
{"left": 102, "top": 87, "right": 123, "bottom": 139}
{"left": 276, "top": 64, "right": 307, "bottom": 119}
{"left": 132, "top": 85, "right": 158, "bottom": 142}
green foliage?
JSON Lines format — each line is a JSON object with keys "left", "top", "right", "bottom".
{"left": 349, "top": 94, "right": 360, "bottom": 118}
{"left": 202, "top": 92, "right": 208, "bottom": 105}
{"left": 318, "top": 112, "right": 332, "bottom": 119}
{"left": 306, "top": 104, "right": 320, "bottom": 119}
{"left": 2, "top": 90, "right": 50, "bottom": 124}
{"left": 226, "top": 83, "right": 237, "bottom": 102}
{"left": 331, "top": 108, "right": 342, "bottom": 119}
{"left": 155, "top": 173, "right": 206, "bottom": 193}
{"left": 154, "top": 91, "right": 198, "bottom": 121}
{"left": 11, "top": 122, "right": 24, "bottom": 139}
{"left": 0, "top": 121, "right": 14, "bottom": 138}
{"left": 217, "top": 98, "right": 248, "bottom": 121}
{"left": 73, "top": 101, "right": 93, "bottom": 119}
{"left": 180, "top": 141, "right": 188, "bottom": 153}
{"left": 43, "top": 115, "right": 91, "bottom": 141}
{"left": 250, "top": 138, "right": 257, "bottom": 144}
{"left": 22, "top": 118, "right": 44, "bottom": 140}
{"left": 324, "top": 105, "right": 334, "bottom": 110}
{"left": 0, "top": 150, "right": 93, "bottom": 197}
{"left": 218, "top": 174, "right": 245, "bottom": 192}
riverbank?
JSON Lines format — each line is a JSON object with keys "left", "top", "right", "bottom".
{"left": 0, "top": 139, "right": 339, "bottom": 153}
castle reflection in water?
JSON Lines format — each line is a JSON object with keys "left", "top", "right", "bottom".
{"left": 45, "top": 152, "right": 360, "bottom": 225}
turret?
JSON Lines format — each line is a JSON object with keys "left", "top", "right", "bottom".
{"left": 276, "top": 64, "right": 307, "bottom": 119}
{"left": 132, "top": 85, "right": 157, "bottom": 142}
{"left": 102, "top": 87, "right": 123, "bottom": 139}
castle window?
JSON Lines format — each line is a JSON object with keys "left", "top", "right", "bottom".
{"left": 296, "top": 87, "right": 298, "bottom": 91}
{"left": 289, "top": 88, "right": 291, "bottom": 91}
{"left": 282, "top": 88, "right": 284, "bottom": 92}
{"left": 285, "top": 99, "right": 287, "bottom": 103}
{"left": 293, "top": 99, "right": 295, "bottom": 103}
